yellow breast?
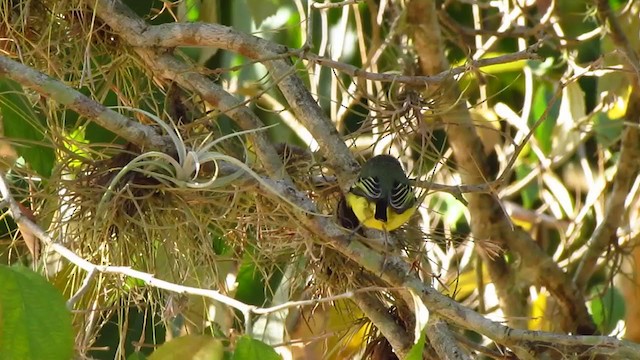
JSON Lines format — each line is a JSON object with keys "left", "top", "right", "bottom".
{"left": 345, "top": 193, "right": 416, "bottom": 231}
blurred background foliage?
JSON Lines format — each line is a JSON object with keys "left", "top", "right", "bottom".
{"left": 0, "top": 0, "right": 638, "bottom": 359}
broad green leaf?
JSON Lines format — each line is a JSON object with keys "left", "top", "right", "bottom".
{"left": 65, "top": 126, "right": 91, "bottom": 168}
{"left": 0, "top": 265, "right": 73, "bottom": 360}
{"left": 515, "top": 164, "right": 539, "bottom": 210}
{"left": 589, "top": 286, "right": 625, "bottom": 335}
{"left": 235, "top": 246, "right": 284, "bottom": 308}
{"left": 127, "top": 352, "right": 148, "bottom": 360}
{"left": 184, "top": 0, "right": 201, "bottom": 22}
{"left": 233, "top": 336, "right": 281, "bottom": 360}
{"left": 92, "top": 306, "right": 166, "bottom": 360}
{"left": 405, "top": 331, "right": 426, "bottom": 360}
{"left": 0, "top": 79, "right": 55, "bottom": 177}
{"left": 149, "top": 335, "right": 223, "bottom": 360}
{"left": 530, "top": 84, "right": 558, "bottom": 155}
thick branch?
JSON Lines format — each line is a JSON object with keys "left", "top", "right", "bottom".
{"left": 404, "top": 0, "right": 595, "bottom": 333}
{"left": 575, "top": 89, "right": 640, "bottom": 289}
{"left": 405, "top": 0, "right": 528, "bottom": 330}
{"left": 427, "top": 317, "right": 472, "bottom": 360}
{"left": 352, "top": 292, "right": 413, "bottom": 358}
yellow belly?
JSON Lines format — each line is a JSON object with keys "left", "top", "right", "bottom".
{"left": 345, "top": 193, "right": 416, "bottom": 231}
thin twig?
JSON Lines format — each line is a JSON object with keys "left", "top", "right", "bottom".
{"left": 67, "top": 268, "right": 97, "bottom": 310}
{"left": 311, "top": 0, "right": 362, "bottom": 9}
{"left": 295, "top": 46, "right": 540, "bottom": 86}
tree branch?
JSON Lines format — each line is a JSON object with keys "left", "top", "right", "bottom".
{"left": 0, "top": 55, "right": 169, "bottom": 151}
{"left": 404, "top": 0, "right": 595, "bottom": 334}
{"left": 574, "top": 0, "right": 640, "bottom": 291}
{"left": 427, "top": 316, "right": 472, "bottom": 360}
{"left": 3, "top": 158, "right": 637, "bottom": 357}
{"left": 352, "top": 292, "right": 413, "bottom": 358}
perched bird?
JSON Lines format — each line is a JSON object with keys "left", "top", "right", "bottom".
{"left": 342, "top": 155, "right": 417, "bottom": 231}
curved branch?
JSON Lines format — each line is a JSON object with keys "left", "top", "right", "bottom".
{"left": 427, "top": 316, "right": 472, "bottom": 360}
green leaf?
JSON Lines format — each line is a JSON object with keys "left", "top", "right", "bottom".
{"left": 0, "top": 265, "right": 73, "bottom": 360}
{"left": 185, "top": 0, "right": 201, "bottom": 21}
{"left": 233, "top": 336, "right": 281, "bottom": 360}
{"left": 589, "top": 286, "right": 625, "bottom": 334}
{"left": 530, "top": 83, "right": 559, "bottom": 155}
{"left": 405, "top": 331, "right": 426, "bottom": 360}
{"left": 515, "top": 164, "right": 539, "bottom": 209}
{"left": 148, "top": 335, "right": 223, "bottom": 360}
{"left": 0, "top": 79, "right": 55, "bottom": 177}
{"left": 234, "top": 246, "right": 284, "bottom": 308}
{"left": 127, "top": 352, "right": 148, "bottom": 360}
{"left": 92, "top": 307, "right": 166, "bottom": 360}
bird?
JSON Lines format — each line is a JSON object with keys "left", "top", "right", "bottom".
{"left": 342, "top": 155, "right": 417, "bottom": 232}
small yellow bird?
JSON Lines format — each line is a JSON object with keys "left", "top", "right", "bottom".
{"left": 342, "top": 155, "right": 417, "bottom": 231}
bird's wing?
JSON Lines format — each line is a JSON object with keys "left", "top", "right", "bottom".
{"left": 351, "top": 176, "right": 382, "bottom": 200}
{"left": 389, "top": 181, "right": 414, "bottom": 212}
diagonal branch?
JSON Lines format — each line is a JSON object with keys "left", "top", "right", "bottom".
{"left": 0, "top": 55, "right": 169, "bottom": 151}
